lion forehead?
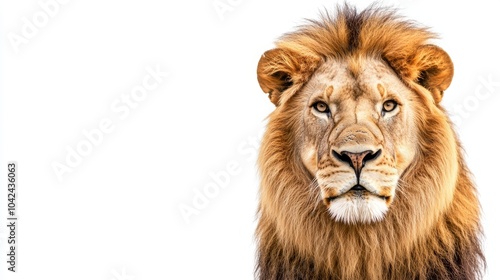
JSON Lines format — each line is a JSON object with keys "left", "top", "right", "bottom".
{"left": 306, "top": 57, "right": 413, "bottom": 104}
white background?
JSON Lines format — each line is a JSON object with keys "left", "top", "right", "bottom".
{"left": 0, "top": 0, "right": 498, "bottom": 279}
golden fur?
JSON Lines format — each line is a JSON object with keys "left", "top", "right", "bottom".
{"left": 255, "top": 5, "right": 484, "bottom": 279}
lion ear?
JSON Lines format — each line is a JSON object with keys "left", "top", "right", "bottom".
{"left": 257, "top": 48, "right": 320, "bottom": 106}
{"left": 409, "top": 45, "right": 454, "bottom": 103}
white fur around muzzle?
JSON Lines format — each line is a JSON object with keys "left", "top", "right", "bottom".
{"left": 328, "top": 195, "right": 388, "bottom": 224}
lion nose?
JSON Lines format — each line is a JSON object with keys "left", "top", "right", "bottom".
{"left": 333, "top": 149, "right": 381, "bottom": 177}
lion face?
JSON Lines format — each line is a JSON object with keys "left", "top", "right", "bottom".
{"left": 298, "top": 58, "right": 418, "bottom": 224}
{"left": 257, "top": 19, "right": 455, "bottom": 226}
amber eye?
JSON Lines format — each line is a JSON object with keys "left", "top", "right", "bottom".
{"left": 313, "top": 101, "right": 330, "bottom": 113}
{"left": 382, "top": 100, "right": 398, "bottom": 113}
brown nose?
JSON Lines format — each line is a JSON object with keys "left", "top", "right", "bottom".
{"left": 333, "top": 150, "right": 381, "bottom": 177}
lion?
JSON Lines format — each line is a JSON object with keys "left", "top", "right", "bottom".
{"left": 255, "top": 5, "right": 485, "bottom": 280}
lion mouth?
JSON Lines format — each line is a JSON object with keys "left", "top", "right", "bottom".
{"left": 350, "top": 184, "right": 366, "bottom": 191}
{"left": 327, "top": 184, "right": 390, "bottom": 202}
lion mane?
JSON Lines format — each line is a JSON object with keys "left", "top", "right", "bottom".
{"left": 255, "top": 5, "right": 485, "bottom": 280}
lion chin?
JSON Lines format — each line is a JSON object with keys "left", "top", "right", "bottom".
{"left": 327, "top": 190, "right": 388, "bottom": 224}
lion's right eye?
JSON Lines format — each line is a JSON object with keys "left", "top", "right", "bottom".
{"left": 382, "top": 100, "right": 398, "bottom": 113}
{"left": 313, "top": 102, "right": 330, "bottom": 114}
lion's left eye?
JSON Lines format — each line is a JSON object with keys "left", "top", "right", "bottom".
{"left": 313, "top": 101, "right": 330, "bottom": 114}
{"left": 382, "top": 100, "right": 398, "bottom": 113}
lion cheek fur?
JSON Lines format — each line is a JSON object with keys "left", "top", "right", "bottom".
{"left": 300, "top": 144, "right": 319, "bottom": 176}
